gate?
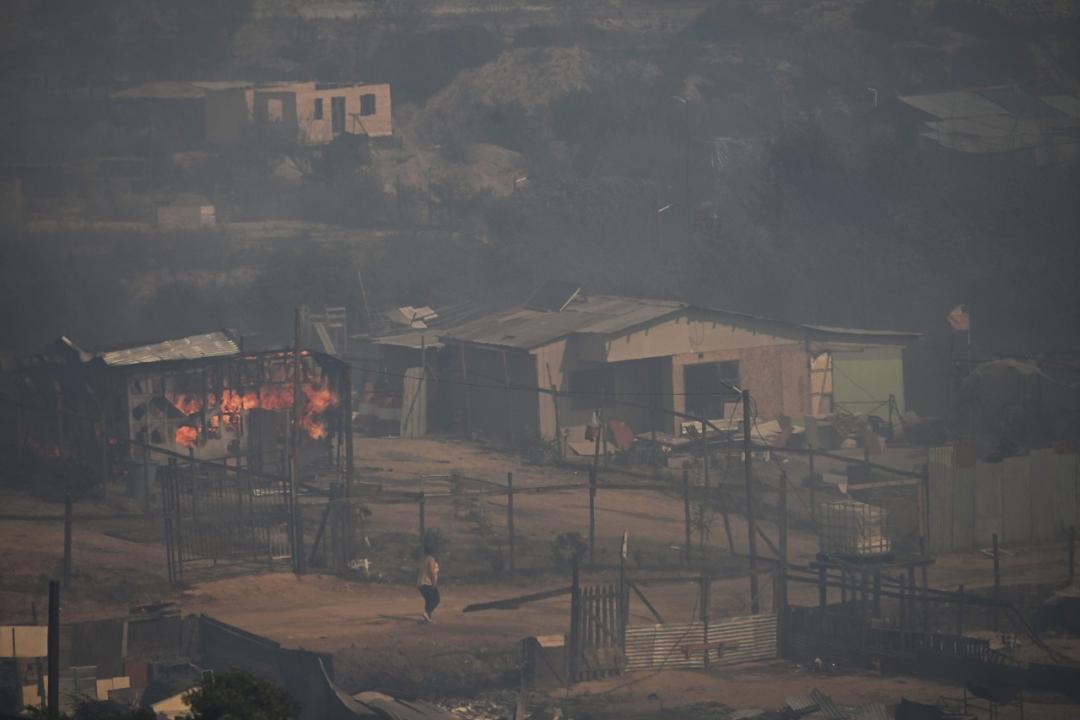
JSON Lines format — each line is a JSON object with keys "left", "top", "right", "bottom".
{"left": 624, "top": 614, "right": 778, "bottom": 671}
{"left": 569, "top": 583, "right": 623, "bottom": 681}
{"left": 163, "top": 458, "right": 293, "bottom": 585}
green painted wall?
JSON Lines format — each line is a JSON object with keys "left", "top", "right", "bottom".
{"left": 831, "top": 347, "right": 905, "bottom": 417}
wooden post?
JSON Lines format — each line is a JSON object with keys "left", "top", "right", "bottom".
{"left": 907, "top": 566, "right": 917, "bottom": 630}
{"left": 957, "top": 583, "right": 965, "bottom": 635}
{"left": 47, "top": 580, "right": 59, "bottom": 720}
{"left": 292, "top": 308, "right": 305, "bottom": 576}
{"left": 419, "top": 492, "right": 426, "bottom": 543}
{"left": 920, "top": 539, "right": 929, "bottom": 632}
{"left": 779, "top": 469, "right": 788, "bottom": 614}
{"left": 460, "top": 343, "right": 472, "bottom": 438}
{"left": 899, "top": 572, "right": 907, "bottom": 630}
{"left": 1068, "top": 526, "right": 1076, "bottom": 586}
{"left": 992, "top": 533, "right": 1000, "bottom": 631}
{"left": 922, "top": 466, "right": 931, "bottom": 554}
{"left": 700, "top": 575, "right": 711, "bottom": 670}
{"left": 547, "top": 364, "right": 562, "bottom": 460}
{"left": 701, "top": 419, "right": 710, "bottom": 490}
{"left": 818, "top": 566, "right": 827, "bottom": 608}
{"left": 808, "top": 449, "right": 817, "bottom": 529}
{"left": 507, "top": 472, "right": 516, "bottom": 572}
{"left": 63, "top": 495, "right": 72, "bottom": 586}
{"left": 683, "top": 469, "right": 692, "bottom": 566}
{"left": 100, "top": 404, "right": 109, "bottom": 500}
{"left": 600, "top": 403, "right": 608, "bottom": 464}
{"left": 343, "top": 369, "right": 354, "bottom": 499}
{"left": 860, "top": 571, "right": 869, "bottom": 620}
{"left": 588, "top": 466, "right": 597, "bottom": 566}
{"left": 870, "top": 572, "right": 880, "bottom": 616}
{"left": 569, "top": 553, "right": 581, "bottom": 682}
{"left": 502, "top": 350, "right": 516, "bottom": 454}
{"left": 619, "top": 531, "right": 628, "bottom": 638}
{"left": 55, "top": 385, "right": 64, "bottom": 455}
{"left": 142, "top": 443, "right": 151, "bottom": 513}
{"left": 16, "top": 403, "right": 24, "bottom": 462}
{"left": 743, "top": 389, "right": 759, "bottom": 613}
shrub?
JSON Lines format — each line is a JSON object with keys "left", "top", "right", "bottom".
{"left": 184, "top": 668, "right": 299, "bottom": 720}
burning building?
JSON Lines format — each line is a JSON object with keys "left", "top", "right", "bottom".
{"left": 15, "top": 330, "right": 352, "bottom": 480}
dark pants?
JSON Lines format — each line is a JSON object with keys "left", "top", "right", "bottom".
{"left": 418, "top": 585, "right": 440, "bottom": 616}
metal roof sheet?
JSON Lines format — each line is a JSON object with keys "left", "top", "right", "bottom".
{"left": 1042, "top": 95, "right": 1080, "bottom": 119}
{"left": 440, "top": 295, "right": 684, "bottom": 350}
{"left": 898, "top": 90, "right": 1009, "bottom": 119}
{"left": 976, "top": 86, "right": 1064, "bottom": 119}
{"left": 440, "top": 294, "right": 918, "bottom": 351}
{"left": 99, "top": 331, "right": 240, "bottom": 367}
{"left": 371, "top": 331, "right": 443, "bottom": 350}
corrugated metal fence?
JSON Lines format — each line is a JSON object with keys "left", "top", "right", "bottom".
{"left": 928, "top": 446, "right": 1079, "bottom": 553}
{"left": 624, "top": 614, "right": 777, "bottom": 671}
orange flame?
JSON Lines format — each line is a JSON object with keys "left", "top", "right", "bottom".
{"left": 169, "top": 394, "right": 203, "bottom": 416}
{"left": 168, "top": 382, "right": 339, "bottom": 444}
{"left": 175, "top": 425, "right": 198, "bottom": 448}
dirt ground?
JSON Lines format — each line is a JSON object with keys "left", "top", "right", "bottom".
{"left": 2, "top": 436, "right": 1079, "bottom": 715}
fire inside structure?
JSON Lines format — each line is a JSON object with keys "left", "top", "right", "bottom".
{"left": 14, "top": 331, "right": 353, "bottom": 479}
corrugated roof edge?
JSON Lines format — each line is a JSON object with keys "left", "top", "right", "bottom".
{"left": 434, "top": 297, "right": 921, "bottom": 352}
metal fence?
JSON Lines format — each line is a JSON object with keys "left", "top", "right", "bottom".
{"left": 624, "top": 613, "right": 778, "bottom": 671}
{"left": 928, "top": 446, "right": 1079, "bottom": 553}
{"left": 162, "top": 458, "right": 293, "bottom": 585}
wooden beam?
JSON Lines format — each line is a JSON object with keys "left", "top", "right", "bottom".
{"left": 462, "top": 586, "right": 573, "bottom": 613}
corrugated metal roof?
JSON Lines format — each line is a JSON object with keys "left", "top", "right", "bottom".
{"left": 440, "top": 294, "right": 918, "bottom": 352}
{"left": 898, "top": 90, "right": 1008, "bottom": 119}
{"left": 440, "top": 295, "right": 683, "bottom": 350}
{"left": 976, "top": 87, "right": 1064, "bottom": 119}
{"left": 1043, "top": 95, "right": 1080, "bottom": 119}
{"left": 371, "top": 331, "right": 443, "bottom": 350}
{"left": 99, "top": 331, "right": 240, "bottom": 366}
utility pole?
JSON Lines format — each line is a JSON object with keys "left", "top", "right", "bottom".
{"left": 47, "top": 580, "right": 59, "bottom": 720}
{"left": 291, "top": 308, "right": 306, "bottom": 576}
{"left": 743, "top": 389, "right": 759, "bottom": 613}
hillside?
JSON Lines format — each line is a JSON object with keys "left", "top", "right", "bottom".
{"left": 0, "top": 0, "right": 1078, "bottom": 355}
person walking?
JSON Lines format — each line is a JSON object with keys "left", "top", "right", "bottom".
{"left": 417, "top": 541, "right": 440, "bottom": 623}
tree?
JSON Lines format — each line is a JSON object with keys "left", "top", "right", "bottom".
{"left": 184, "top": 669, "right": 299, "bottom": 720}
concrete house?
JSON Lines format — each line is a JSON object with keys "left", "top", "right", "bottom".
{"left": 206, "top": 81, "right": 393, "bottom": 144}
{"left": 110, "top": 80, "right": 393, "bottom": 146}
{"left": 426, "top": 284, "right": 919, "bottom": 448}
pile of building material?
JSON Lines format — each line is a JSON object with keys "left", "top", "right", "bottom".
{"left": 818, "top": 500, "right": 891, "bottom": 559}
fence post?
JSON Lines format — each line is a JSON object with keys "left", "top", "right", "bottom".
{"left": 779, "top": 469, "right": 788, "bottom": 616}
{"left": 700, "top": 574, "right": 711, "bottom": 670}
{"left": 418, "top": 492, "right": 426, "bottom": 543}
{"left": 992, "top": 533, "right": 1000, "bottom": 631}
{"left": 62, "top": 495, "right": 72, "bottom": 586}
{"left": 742, "top": 389, "right": 759, "bottom": 614}
{"left": 47, "top": 580, "right": 59, "bottom": 720}
{"left": 1068, "top": 526, "right": 1075, "bottom": 586}
{"left": 907, "top": 566, "right": 917, "bottom": 629}
{"left": 818, "top": 566, "right": 827, "bottom": 608}
{"left": 100, "top": 405, "right": 109, "bottom": 500}
{"left": 682, "top": 469, "right": 691, "bottom": 566}
{"left": 507, "top": 472, "right": 515, "bottom": 572}
{"left": 569, "top": 553, "right": 581, "bottom": 683}
{"left": 142, "top": 444, "right": 152, "bottom": 513}
{"left": 588, "top": 466, "right": 597, "bottom": 566}
{"left": 957, "top": 583, "right": 965, "bottom": 635}
{"left": 873, "top": 572, "right": 881, "bottom": 617}
{"left": 808, "top": 448, "right": 817, "bottom": 529}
